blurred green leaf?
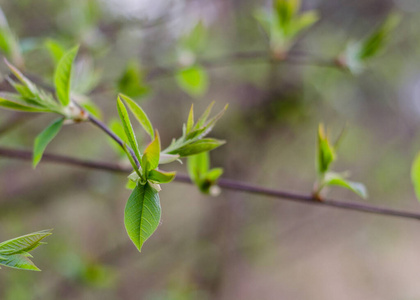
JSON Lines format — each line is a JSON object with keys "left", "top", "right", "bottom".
{"left": 117, "top": 60, "right": 149, "bottom": 98}
{"left": 80, "top": 100, "right": 102, "bottom": 119}
{"left": 317, "top": 123, "right": 335, "bottom": 174}
{"left": 411, "top": 152, "right": 420, "bottom": 203}
{"left": 0, "top": 92, "right": 48, "bottom": 112}
{"left": 323, "top": 172, "right": 367, "bottom": 199}
{"left": 44, "top": 39, "right": 66, "bottom": 65}
{"left": 124, "top": 183, "right": 161, "bottom": 252}
{"left": 119, "top": 94, "right": 154, "bottom": 139}
{"left": 181, "top": 21, "right": 207, "bottom": 53}
{"left": 176, "top": 66, "right": 209, "bottom": 98}
{"left": 33, "top": 118, "right": 64, "bottom": 168}
{"left": 54, "top": 46, "right": 79, "bottom": 106}
{"left": 188, "top": 152, "right": 209, "bottom": 186}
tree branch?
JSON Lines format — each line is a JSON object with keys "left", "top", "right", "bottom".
{"left": 1, "top": 146, "right": 419, "bottom": 222}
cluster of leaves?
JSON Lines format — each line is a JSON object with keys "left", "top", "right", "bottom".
{"left": 116, "top": 96, "right": 227, "bottom": 251}
{"left": 255, "top": 0, "right": 319, "bottom": 58}
{"left": 0, "top": 46, "right": 86, "bottom": 167}
{"left": 314, "top": 124, "right": 367, "bottom": 200}
{"left": 338, "top": 13, "right": 401, "bottom": 74}
{"left": 0, "top": 230, "right": 51, "bottom": 271}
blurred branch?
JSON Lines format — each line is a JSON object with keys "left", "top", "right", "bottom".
{"left": 146, "top": 50, "right": 341, "bottom": 81}
{"left": 1, "top": 146, "right": 420, "bottom": 222}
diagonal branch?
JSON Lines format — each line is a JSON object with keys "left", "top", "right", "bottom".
{"left": 1, "top": 146, "right": 420, "bottom": 222}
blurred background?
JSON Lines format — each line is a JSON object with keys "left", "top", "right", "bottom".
{"left": 0, "top": 0, "right": 420, "bottom": 299}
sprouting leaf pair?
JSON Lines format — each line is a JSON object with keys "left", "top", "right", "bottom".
{"left": 1, "top": 46, "right": 83, "bottom": 167}
{"left": 338, "top": 13, "right": 401, "bottom": 74}
{"left": 314, "top": 124, "right": 367, "bottom": 200}
{"left": 188, "top": 151, "right": 223, "bottom": 195}
{"left": 255, "top": 0, "right": 319, "bottom": 59}
{"left": 117, "top": 97, "right": 226, "bottom": 251}
{"left": 0, "top": 230, "right": 52, "bottom": 271}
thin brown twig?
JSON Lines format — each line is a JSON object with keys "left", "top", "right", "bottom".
{"left": 0, "top": 146, "right": 419, "bottom": 222}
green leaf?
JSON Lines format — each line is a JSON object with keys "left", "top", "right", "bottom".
{"left": 80, "top": 100, "right": 102, "bottom": 120}
{"left": 4, "top": 59, "right": 38, "bottom": 96}
{"left": 187, "top": 152, "right": 209, "bottom": 185}
{"left": 117, "top": 96, "right": 142, "bottom": 162}
{"left": 359, "top": 13, "right": 400, "bottom": 60}
{"left": 148, "top": 169, "right": 176, "bottom": 184}
{"left": 194, "top": 101, "right": 214, "bottom": 130}
{"left": 124, "top": 183, "right": 161, "bottom": 252}
{"left": 33, "top": 118, "right": 64, "bottom": 168}
{"left": 0, "top": 92, "right": 48, "bottom": 112}
{"left": 117, "top": 60, "right": 149, "bottom": 98}
{"left": 411, "top": 152, "right": 420, "bottom": 202}
{"left": 0, "top": 229, "right": 52, "bottom": 271}
{"left": 142, "top": 132, "right": 161, "bottom": 175}
{"left": 323, "top": 172, "right": 367, "bottom": 199}
{"left": 206, "top": 168, "right": 223, "bottom": 182}
{"left": 186, "top": 104, "right": 194, "bottom": 134}
{"left": 44, "top": 39, "right": 66, "bottom": 65}
{"left": 0, "top": 230, "right": 52, "bottom": 255}
{"left": 171, "top": 138, "right": 225, "bottom": 157}
{"left": 159, "top": 154, "right": 180, "bottom": 164}
{"left": 176, "top": 66, "right": 209, "bottom": 98}
{"left": 317, "top": 124, "right": 335, "bottom": 174}
{"left": 54, "top": 46, "right": 79, "bottom": 106}
{"left": 119, "top": 94, "right": 154, "bottom": 139}
{"left": 0, "top": 254, "right": 41, "bottom": 271}
{"left": 181, "top": 21, "right": 207, "bottom": 53}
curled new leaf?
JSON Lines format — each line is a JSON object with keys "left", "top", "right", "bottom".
{"left": 148, "top": 169, "right": 176, "bottom": 184}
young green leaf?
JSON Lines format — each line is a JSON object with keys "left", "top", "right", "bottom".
{"left": 0, "top": 229, "right": 52, "bottom": 271}
{"left": 176, "top": 66, "right": 209, "bottom": 98}
{"left": 0, "top": 230, "right": 52, "bottom": 255}
{"left": 117, "top": 96, "right": 142, "bottom": 162}
{"left": 186, "top": 104, "right": 194, "bottom": 134}
{"left": 0, "top": 254, "right": 41, "bottom": 271}
{"left": 124, "top": 183, "right": 161, "bottom": 252}
{"left": 148, "top": 169, "right": 176, "bottom": 184}
{"left": 206, "top": 168, "right": 223, "bottom": 182}
{"left": 0, "top": 93, "right": 48, "bottom": 112}
{"left": 33, "top": 118, "right": 64, "bottom": 168}
{"left": 187, "top": 152, "right": 209, "bottom": 185}
{"left": 411, "top": 152, "right": 420, "bottom": 202}
{"left": 159, "top": 154, "right": 180, "bottom": 164}
{"left": 44, "top": 39, "right": 66, "bottom": 65}
{"left": 142, "top": 132, "right": 161, "bottom": 175}
{"left": 194, "top": 101, "right": 214, "bottom": 130}
{"left": 54, "top": 46, "right": 79, "bottom": 106}
{"left": 322, "top": 172, "right": 367, "bottom": 199}
{"left": 317, "top": 124, "right": 335, "bottom": 174}
{"left": 119, "top": 94, "right": 154, "bottom": 139}
{"left": 171, "top": 138, "right": 225, "bottom": 157}
{"left": 4, "top": 59, "right": 38, "bottom": 96}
